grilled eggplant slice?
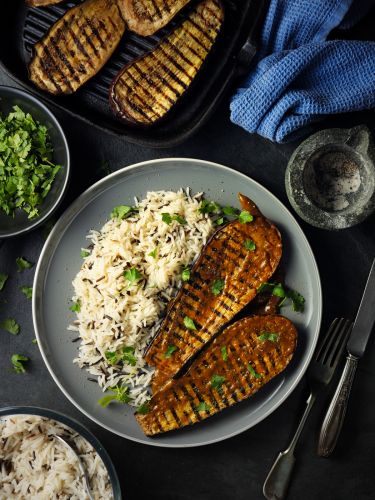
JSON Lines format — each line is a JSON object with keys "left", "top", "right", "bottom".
{"left": 110, "top": 0, "right": 224, "bottom": 124}
{"left": 136, "top": 315, "right": 297, "bottom": 435}
{"left": 27, "top": 0, "right": 64, "bottom": 6}
{"left": 118, "top": 0, "right": 191, "bottom": 36}
{"left": 29, "top": 0, "right": 126, "bottom": 95}
{"left": 145, "top": 193, "right": 282, "bottom": 392}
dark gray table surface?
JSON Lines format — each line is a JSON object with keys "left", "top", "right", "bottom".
{"left": 1, "top": 67, "right": 375, "bottom": 500}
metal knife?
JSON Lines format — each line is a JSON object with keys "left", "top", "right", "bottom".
{"left": 317, "top": 257, "right": 375, "bottom": 457}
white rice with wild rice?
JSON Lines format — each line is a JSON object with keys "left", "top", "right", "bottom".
{"left": 68, "top": 189, "right": 214, "bottom": 408}
{"left": 0, "top": 415, "right": 113, "bottom": 499}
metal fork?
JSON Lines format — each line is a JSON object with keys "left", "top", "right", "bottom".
{"left": 263, "top": 318, "right": 353, "bottom": 500}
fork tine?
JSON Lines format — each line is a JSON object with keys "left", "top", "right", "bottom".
{"left": 314, "top": 318, "right": 341, "bottom": 362}
{"left": 326, "top": 319, "right": 352, "bottom": 367}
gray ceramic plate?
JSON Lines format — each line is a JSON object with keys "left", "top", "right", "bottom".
{"left": 33, "top": 158, "right": 322, "bottom": 448}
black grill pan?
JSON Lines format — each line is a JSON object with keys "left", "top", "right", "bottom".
{"left": 0, "top": 0, "right": 266, "bottom": 147}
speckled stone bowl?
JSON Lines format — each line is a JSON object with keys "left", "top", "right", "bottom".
{"left": 285, "top": 125, "right": 375, "bottom": 230}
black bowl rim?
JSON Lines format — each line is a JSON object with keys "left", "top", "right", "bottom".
{"left": 0, "top": 84, "right": 70, "bottom": 239}
{"left": 0, "top": 405, "right": 122, "bottom": 499}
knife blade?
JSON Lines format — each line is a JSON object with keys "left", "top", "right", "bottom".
{"left": 346, "top": 257, "right": 375, "bottom": 357}
{"left": 317, "top": 257, "right": 375, "bottom": 456}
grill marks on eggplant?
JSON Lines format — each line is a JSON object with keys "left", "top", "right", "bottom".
{"left": 119, "top": 0, "right": 191, "bottom": 36}
{"left": 136, "top": 315, "right": 297, "bottom": 435}
{"left": 29, "top": 0, "right": 126, "bottom": 95}
{"left": 110, "top": 0, "right": 224, "bottom": 125}
{"left": 145, "top": 194, "right": 282, "bottom": 392}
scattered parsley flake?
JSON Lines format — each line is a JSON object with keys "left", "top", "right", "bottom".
{"left": 238, "top": 210, "right": 253, "bottom": 224}
{"left": 248, "top": 363, "right": 263, "bottom": 379}
{"left": 69, "top": 300, "right": 81, "bottom": 313}
{"left": 0, "top": 105, "right": 61, "bottom": 219}
{"left": 244, "top": 239, "right": 256, "bottom": 251}
{"left": 164, "top": 345, "right": 178, "bottom": 358}
{"left": 272, "top": 283, "right": 286, "bottom": 298}
{"left": 137, "top": 403, "right": 150, "bottom": 415}
{"left": 20, "top": 286, "right": 32, "bottom": 299}
{"left": 212, "top": 278, "right": 224, "bottom": 296}
{"left": 199, "top": 200, "right": 221, "bottom": 214}
{"left": 196, "top": 402, "right": 211, "bottom": 412}
{"left": 258, "top": 332, "right": 279, "bottom": 343}
{"left": 80, "top": 249, "right": 90, "bottom": 258}
{"left": 105, "top": 351, "right": 119, "bottom": 365}
{"left": 215, "top": 217, "right": 225, "bottom": 225}
{"left": 161, "top": 213, "right": 187, "bottom": 225}
{"left": 184, "top": 316, "right": 197, "bottom": 330}
{"left": 98, "top": 385, "right": 131, "bottom": 407}
{"left": 221, "top": 346, "right": 228, "bottom": 361}
{"left": 122, "top": 346, "right": 137, "bottom": 366}
{"left": 286, "top": 289, "right": 305, "bottom": 312}
{"left": 181, "top": 267, "right": 190, "bottom": 282}
{"left": 16, "top": 257, "right": 33, "bottom": 272}
{"left": 211, "top": 374, "right": 226, "bottom": 391}
{"left": 32, "top": 338, "right": 38, "bottom": 345}
{"left": 222, "top": 206, "right": 238, "bottom": 216}
{"left": 11, "top": 354, "right": 29, "bottom": 374}
{"left": 0, "top": 273, "right": 8, "bottom": 291}
{"left": 0, "top": 318, "right": 20, "bottom": 335}
{"left": 148, "top": 248, "right": 157, "bottom": 258}
{"left": 124, "top": 267, "right": 142, "bottom": 283}
{"left": 110, "top": 205, "right": 133, "bottom": 220}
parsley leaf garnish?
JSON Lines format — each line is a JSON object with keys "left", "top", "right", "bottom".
{"left": 110, "top": 205, "right": 133, "bottom": 220}
{"left": 124, "top": 267, "right": 142, "bottom": 284}
{"left": 0, "top": 273, "right": 8, "bottom": 291}
{"left": 199, "top": 200, "right": 221, "bottom": 214}
{"left": 161, "top": 213, "right": 187, "bottom": 225}
{"left": 211, "top": 374, "right": 226, "bottom": 391}
{"left": 222, "top": 206, "right": 238, "bottom": 216}
{"left": 272, "top": 283, "right": 286, "bottom": 298}
{"left": 196, "top": 402, "right": 211, "bottom": 412}
{"left": 257, "top": 282, "right": 305, "bottom": 313}
{"left": 98, "top": 385, "right": 131, "bottom": 408}
{"left": 248, "top": 363, "right": 263, "bottom": 379}
{"left": 32, "top": 338, "right": 38, "bottom": 345}
{"left": 238, "top": 211, "right": 253, "bottom": 224}
{"left": 286, "top": 289, "right": 305, "bottom": 312}
{"left": 16, "top": 257, "right": 33, "bottom": 272}
{"left": 69, "top": 300, "right": 81, "bottom": 313}
{"left": 0, "top": 106, "right": 61, "bottom": 219}
{"left": 11, "top": 354, "right": 29, "bottom": 374}
{"left": 0, "top": 318, "right": 20, "bottom": 335}
{"left": 164, "top": 345, "right": 178, "bottom": 358}
{"left": 258, "top": 332, "right": 279, "bottom": 342}
{"left": 216, "top": 217, "right": 225, "bottom": 225}
{"left": 137, "top": 403, "right": 150, "bottom": 415}
{"left": 20, "top": 286, "right": 32, "bottom": 299}
{"left": 105, "top": 350, "right": 119, "bottom": 365}
{"left": 221, "top": 346, "right": 228, "bottom": 361}
{"left": 122, "top": 346, "right": 137, "bottom": 366}
{"left": 212, "top": 278, "right": 224, "bottom": 296}
{"left": 181, "top": 267, "right": 190, "bottom": 282}
{"left": 148, "top": 248, "right": 157, "bottom": 258}
{"left": 244, "top": 239, "right": 256, "bottom": 251}
{"left": 184, "top": 316, "right": 197, "bottom": 330}
{"left": 80, "top": 249, "right": 90, "bottom": 258}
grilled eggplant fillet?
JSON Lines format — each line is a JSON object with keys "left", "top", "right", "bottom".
{"left": 118, "top": 0, "right": 191, "bottom": 36}
{"left": 137, "top": 315, "right": 297, "bottom": 435}
{"left": 110, "top": 0, "right": 224, "bottom": 124}
{"left": 26, "top": 0, "right": 64, "bottom": 6}
{"left": 145, "top": 193, "right": 282, "bottom": 392}
{"left": 29, "top": 0, "right": 126, "bottom": 95}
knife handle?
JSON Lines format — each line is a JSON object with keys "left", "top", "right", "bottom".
{"left": 317, "top": 354, "right": 358, "bottom": 457}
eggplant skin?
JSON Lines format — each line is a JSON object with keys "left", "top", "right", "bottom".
{"left": 145, "top": 193, "right": 282, "bottom": 393}
{"left": 26, "top": 0, "right": 64, "bottom": 6}
{"left": 29, "top": 0, "right": 126, "bottom": 95}
{"left": 118, "top": 0, "right": 191, "bottom": 36}
{"left": 110, "top": 0, "right": 224, "bottom": 125}
{"left": 136, "top": 315, "right": 297, "bottom": 436}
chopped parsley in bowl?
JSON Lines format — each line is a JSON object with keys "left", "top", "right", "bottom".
{"left": 0, "top": 86, "right": 70, "bottom": 238}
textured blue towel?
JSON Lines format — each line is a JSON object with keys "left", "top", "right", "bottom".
{"left": 230, "top": 0, "right": 375, "bottom": 143}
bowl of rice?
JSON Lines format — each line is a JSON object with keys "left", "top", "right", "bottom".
{"left": 0, "top": 406, "right": 121, "bottom": 499}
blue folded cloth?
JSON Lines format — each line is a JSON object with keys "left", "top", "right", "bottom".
{"left": 230, "top": 0, "right": 375, "bottom": 143}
